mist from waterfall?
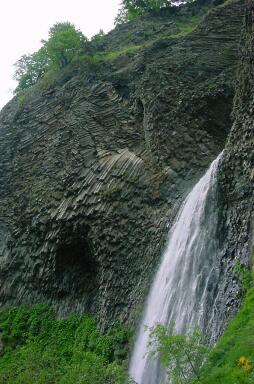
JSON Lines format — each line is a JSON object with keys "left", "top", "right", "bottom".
{"left": 129, "top": 153, "right": 223, "bottom": 384}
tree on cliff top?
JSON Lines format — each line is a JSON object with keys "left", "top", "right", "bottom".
{"left": 44, "top": 22, "right": 86, "bottom": 68}
{"left": 115, "top": 0, "right": 195, "bottom": 24}
{"left": 13, "top": 48, "right": 50, "bottom": 93}
{"left": 14, "top": 22, "right": 86, "bottom": 94}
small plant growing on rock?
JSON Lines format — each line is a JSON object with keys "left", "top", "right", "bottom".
{"left": 234, "top": 259, "right": 253, "bottom": 295}
{"left": 239, "top": 356, "right": 252, "bottom": 373}
{"left": 148, "top": 323, "right": 209, "bottom": 383}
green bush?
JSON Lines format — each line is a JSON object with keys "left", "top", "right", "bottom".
{"left": 0, "top": 305, "right": 131, "bottom": 384}
{"left": 14, "top": 22, "right": 86, "bottom": 94}
{"left": 149, "top": 323, "right": 209, "bottom": 383}
{"left": 115, "top": 0, "right": 195, "bottom": 23}
{"left": 147, "top": 268, "right": 254, "bottom": 384}
{"left": 234, "top": 259, "right": 254, "bottom": 295}
{"left": 191, "top": 287, "right": 254, "bottom": 384}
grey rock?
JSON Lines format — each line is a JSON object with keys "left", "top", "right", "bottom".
{"left": 0, "top": 0, "right": 248, "bottom": 332}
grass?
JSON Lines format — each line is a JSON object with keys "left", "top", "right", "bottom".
{"left": 1, "top": 272, "right": 253, "bottom": 384}
{"left": 92, "top": 45, "right": 142, "bottom": 62}
{"left": 171, "top": 16, "right": 199, "bottom": 38}
{"left": 190, "top": 261, "right": 254, "bottom": 384}
{"left": 0, "top": 305, "right": 131, "bottom": 384}
{"left": 16, "top": 44, "right": 143, "bottom": 103}
{"left": 84, "top": 14, "right": 200, "bottom": 64}
{"left": 219, "top": 0, "right": 240, "bottom": 8}
{"left": 70, "top": 45, "right": 142, "bottom": 65}
{"left": 15, "top": 11, "right": 202, "bottom": 101}
{"left": 137, "top": 15, "right": 200, "bottom": 42}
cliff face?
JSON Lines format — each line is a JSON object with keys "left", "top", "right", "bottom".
{"left": 0, "top": 0, "right": 245, "bottom": 328}
{"left": 216, "top": 0, "right": 254, "bottom": 329}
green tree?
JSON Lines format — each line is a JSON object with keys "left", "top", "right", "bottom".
{"left": 115, "top": 6, "right": 129, "bottom": 25}
{"left": 91, "top": 29, "right": 105, "bottom": 42}
{"left": 115, "top": 0, "right": 194, "bottom": 23}
{"left": 149, "top": 323, "right": 209, "bottom": 383}
{"left": 115, "top": 0, "right": 173, "bottom": 23}
{"left": 44, "top": 22, "right": 87, "bottom": 68}
{"left": 13, "top": 47, "right": 50, "bottom": 93}
{"left": 0, "top": 305, "right": 131, "bottom": 384}
{"left": 13, "top": 22, "right": 87, "bottom": 94}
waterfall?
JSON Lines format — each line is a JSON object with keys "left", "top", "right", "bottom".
{"left": 129, "top": 153, "right": 223, "bottom": 384}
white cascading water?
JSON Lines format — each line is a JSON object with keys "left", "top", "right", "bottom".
{"left": 129, "top": 153, "right": 223, "bottom": 384}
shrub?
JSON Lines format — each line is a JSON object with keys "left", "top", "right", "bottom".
{"left": 14, "top": 22, "right": 87, "bottom": 94}
{"left": 0, "top": 305, "right": 130, "bottom": 384}
{"left": 149, "top": 323, "right": 209, "bottom": 383}
{"left": 115, "top": 0, "right": 195, "bottom": 23}
{"left": 194, "top": 287, "right": 254, "bottom": 384}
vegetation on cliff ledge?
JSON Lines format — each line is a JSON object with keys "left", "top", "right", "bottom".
{"left": 115, "top": 0, "right": 195, "bottom": 24}
{"left": 13, "top": 1, "right": 206, "bottom": 96}
{"left": 194, "top": 286, "right": 254, "bottom": 384}
{"left": 0, "top": 305, "right": 131, "bottom": 384}
{"left": 150, "top": 261, "right": 254, "bottom": 384}
{"left": 2, "top": 276, "right": 253, "bottom": 384}
{"left": 14, "top": 22, "right": 87, "bottom": 94}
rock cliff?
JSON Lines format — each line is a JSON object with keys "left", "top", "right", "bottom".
{"left": 216, "top": 0, "right": 254, "bottom": 332}
{"left": 0, "top": 0, "right": 247, "bottom": 329}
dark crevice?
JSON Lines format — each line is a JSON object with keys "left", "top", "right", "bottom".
{"left": 56, "top": 237, "right": 95, "bottom": 275}
{"left": 53, "top": 227, "right": 98, "bottom": 302}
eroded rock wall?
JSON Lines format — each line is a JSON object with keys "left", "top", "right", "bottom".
{"left": 0, "top": 0, "right": 245, "bottom": 328}
{"left": 215, "top": 0, "right": 254, "bottom": 334}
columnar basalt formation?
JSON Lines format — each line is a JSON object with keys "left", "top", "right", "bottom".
{"left": 0, "top": 0, "right": 246, "bottom": 329}
{"left": 216, "top": 0, "right": 254, "bottom": 331}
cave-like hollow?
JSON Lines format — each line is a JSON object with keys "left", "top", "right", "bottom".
{"left": 53, "top": 228, "right": 98, "bottom": 302}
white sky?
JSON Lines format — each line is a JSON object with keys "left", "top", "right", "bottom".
{"left": 0, "top": 0, "right": 121, "bottom": 110}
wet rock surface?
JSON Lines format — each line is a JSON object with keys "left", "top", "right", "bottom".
{"left": 0, "top": 0, "right": 246, "bottom": 328}
{"left": 215, "top": 1, "right": 254, "bottom": 336}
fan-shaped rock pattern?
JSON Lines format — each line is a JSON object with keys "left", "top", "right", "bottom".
{"left": 0, "top": 0, "right": 246, "bottom": 328}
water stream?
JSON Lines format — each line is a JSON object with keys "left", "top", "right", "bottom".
{"left": 130, "top": 153, "right": 223, "bottom": 384}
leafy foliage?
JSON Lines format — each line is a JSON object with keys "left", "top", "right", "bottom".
{"left": 149, "top": 323, "right": 209, "bottom": 383}
{"left": 91, "top": 29, "right": 105, "bottom": 45}
{"left": 191, "top": 286, "right": 254, "bottom": 384}
{"left": 14, "top": 22, "right": 86, "bottom": 94}
{"left": 147, "top": 268, "right": 254, "bottom": 384}
{"left": 115, "top": 0, "right": 172, "bottom": 23}
{"left": 44, "top": 22, "right": 86, "bottom": 68}
{"left": 14, "top": 6, "right": 201, "bottom": 94}
{"left": 0, "top": 304, "right": 131, "bottom": 384}
{"left": 234, "top": 259, "right": 254, "bottom": 295}
{"left": 115, "top": 0, "right": 195, "bottom": 23}
{"left": 13, "top": 48, "right": 50, "bottom": 94}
